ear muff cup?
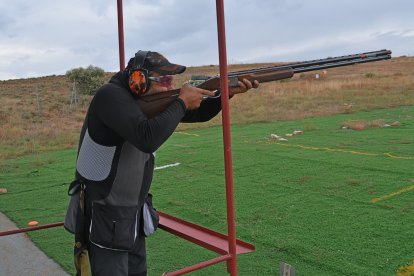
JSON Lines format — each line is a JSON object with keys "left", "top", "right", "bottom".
{"left": 128, "top": 70, "right": 149, "bottom": 95}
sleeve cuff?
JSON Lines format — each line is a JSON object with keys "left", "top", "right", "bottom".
{"left": 176, "top": 98, "right": 187, "bottom": 113}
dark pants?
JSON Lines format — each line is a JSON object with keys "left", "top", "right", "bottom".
{"left": 88, "top": 234, "right": 147, "bottom": 276}
{"left": 82, "top": 182, "right": 148, "bottom": 276}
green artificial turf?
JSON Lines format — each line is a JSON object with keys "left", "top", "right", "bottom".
{"left": 0, "top": 106, "right": 413, "bottom": 275}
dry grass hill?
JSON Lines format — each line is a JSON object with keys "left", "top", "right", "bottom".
{"left": 0, "top": 56, "right": 413, "bottom": 163}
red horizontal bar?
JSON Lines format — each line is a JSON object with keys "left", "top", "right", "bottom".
{"left": 163, "top": 254, "right": 231, "bottom": 276}
{"left": 158, "top": 211, "right": 255, "bottom": 255}
{"left": 0, "top": 213, "right": 255, "bottom": 258}
{"left": 0, "top": 222, "right": 64, "bottom": 236}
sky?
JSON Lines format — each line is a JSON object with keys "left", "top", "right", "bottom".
{"left": 0, "top": 0, "right": 413, "bottom": 80}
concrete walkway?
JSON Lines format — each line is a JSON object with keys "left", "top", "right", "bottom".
{"left": 0, "top": 212, "right": 70, "bottom": 276}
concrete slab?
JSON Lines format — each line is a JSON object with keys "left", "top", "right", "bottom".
{"left": 0, "top": 212, "right": 70, "bottom": 276}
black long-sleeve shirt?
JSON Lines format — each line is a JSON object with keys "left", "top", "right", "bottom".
{"left": 75, "top": 71, "right": 223, "bottom": 205}
{"left": 87, "top": 71, "right": 222, "bottom": 153}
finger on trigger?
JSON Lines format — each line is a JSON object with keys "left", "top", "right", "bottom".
{"left": 202, "top": 90, "right": 215, "bottom": 97}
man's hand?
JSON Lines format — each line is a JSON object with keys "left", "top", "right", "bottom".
{"left": 229, "top": 78, "right": 259, "bottom": 97}
{"left": 178, "top": 84, "right": 215, "bottom": 110}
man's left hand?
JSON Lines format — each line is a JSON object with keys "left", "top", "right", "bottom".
{"left": 229, "top": 78, "right": 259, "bottom": 97}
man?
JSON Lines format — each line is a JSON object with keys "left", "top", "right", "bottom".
{"left": 65, "top": 50, "right": 258, "bottom": 275}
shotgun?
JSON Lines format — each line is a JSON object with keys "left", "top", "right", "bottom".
{"left": 138, "top": 49, "right": 391, "bottom": 118}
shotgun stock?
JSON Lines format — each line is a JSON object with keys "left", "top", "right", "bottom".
{"left": 138, "top": 49, "right": 391, "bottom": 118}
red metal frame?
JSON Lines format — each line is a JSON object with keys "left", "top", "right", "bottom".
{"left": 0, "top": 2, "right": 254, "bottom": 275}
{"left": 115, "top": 0, "right": 248, "bottom": 274}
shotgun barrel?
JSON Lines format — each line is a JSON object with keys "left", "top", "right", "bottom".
{"left": 228, "top": 49, "right": 391, "bottom": 76}
{"left": 138, "top": 49, "right": 392, "bottom": 118}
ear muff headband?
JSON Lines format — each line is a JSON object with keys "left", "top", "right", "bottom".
{"left": 129, "top": 51, "right": 150, "bottom": 95}
{"left": 132, "top": 50, "right": 149, "bottom": 70}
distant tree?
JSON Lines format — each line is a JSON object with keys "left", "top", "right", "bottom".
{"left": 66, "top": 65, "right": 105, "bottom": 95}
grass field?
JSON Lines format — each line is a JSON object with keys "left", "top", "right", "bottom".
{"left": 0, "top": 106, "right": 413, "bottom": 275}
{"left": 1, "top": 56, "right": 414, "bottom": 162}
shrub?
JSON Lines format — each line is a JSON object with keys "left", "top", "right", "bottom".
{"left": 365, "top": 72, "right": 375, "bottom": 78}
{"left": 66, "top": 65, "right": 105, "bottom": 95}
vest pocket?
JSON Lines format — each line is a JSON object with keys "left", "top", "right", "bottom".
{"left": 89, "top": 202, "right": 139, "bottom": 251}
{"left": 141, "top": 193, "right": 159, "bottom": 237}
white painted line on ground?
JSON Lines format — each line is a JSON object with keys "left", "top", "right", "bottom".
{"left": 154, "top": 163, "right": 181, "bottom": 170}
{"left": 174, "top": 131, "right": 200, "bottom": 137}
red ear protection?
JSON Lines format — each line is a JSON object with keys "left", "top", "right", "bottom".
{"left": 128, "top": 51, "right": 150, "bottom": 95}
{"left": 128, "top": 70, "right": 148, "bottom": 95}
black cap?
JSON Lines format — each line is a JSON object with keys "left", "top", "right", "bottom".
{"left": 127, "top": 51, "right": 186, "bottom": 75}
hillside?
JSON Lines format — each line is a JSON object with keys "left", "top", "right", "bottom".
{"left": 0, "top": 56, "right": 413, "bottom": 163}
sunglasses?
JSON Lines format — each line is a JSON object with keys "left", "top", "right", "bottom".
{"left": 148, "top": 75, "right": 173, "bottom": 87}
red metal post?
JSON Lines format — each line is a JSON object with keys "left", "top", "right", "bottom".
{"left": 215, "top": 0, "right": 238, "bottom": 275}
{"left": 117, "top": 0, "right": 125, "bottom": 70}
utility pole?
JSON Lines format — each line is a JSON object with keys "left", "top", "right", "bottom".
{"left": 70, "top": 81, "right": 79, "bottom": 109}
{"left": 34, "top": 83, "right": 41, "bottom": 115}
